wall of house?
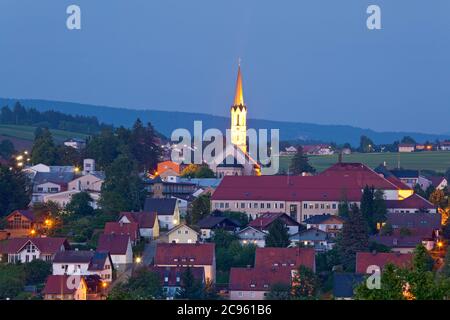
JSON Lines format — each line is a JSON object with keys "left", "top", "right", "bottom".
{"left": 168, "top": 227, "right": 198, "bottom": 244}
{"left": 53, "top": 262, "right": 90, "bottom": 276}
{"left": 68, "top": 175, "right": 103, "bottom": 192}
{"left": 229, "top": 290, "right": 267, "bottom": 300}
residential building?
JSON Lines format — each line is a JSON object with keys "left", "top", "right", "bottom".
{"left": 97, "top": 234, "right": 133, "bottom": 271}
{"left": 0, "top": 237, "right": 69, "bottom": 263}
{"left": 289, "top": 228, "right": 330, "bottom": 251}
{"left": 154, "top": 243, "right": 216, "bottom": 283}
{"left": 249, "top": 212, "right": 300, "bottom": 235}
{"left": 150, "top": 266, "right": 205, "bottom": 299}
{"left": 68, "top": 172, "right": 105, "bottom": 192}
{"left": 385, "top": 194, "right": 437, "bottom": 214}
{"left": 64, "top": 138, "right": 86, "bottom": 150}
{"left": 144, "top": 198, "right": 181, "bottom": 230}
{"left": 236, "top": 226, "right": 267, "bottom": 247}
{"left": 196, "top": 215, "right": 241, "bottom": 240}
{"left": 355, "top": 252, "right": 413, "bottom": 274}
{"left": 118, "top": 211, "right": 159, "bottom": 239}
{"left": 167, "top": 224, "right": 199, "bottom": 244}
{"left": 254, "top": 247, "right": 316, "bottom": 272}
{"left": 43, "top": 275, "right": 87, "bottom": 300}
{"left": 52, "top": 250, "right": 114, "bottom": 282}
{"left": 4, "top": 209, "right": 47, "bottom": 238}
{"left": 429, "top": 176, "right": 448, "bottom": 190}
{"left": 398, "top": 144, "right": 415, "bottom": 153}
{"left": 104, "top": 221, "right": 140, "bottom": 245}
{"left": 303, "top": 214, "right": 344, "bottom": 238}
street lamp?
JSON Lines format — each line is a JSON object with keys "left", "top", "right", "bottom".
{"left": 135, "top": 257, "right": 142, "bottom": 264}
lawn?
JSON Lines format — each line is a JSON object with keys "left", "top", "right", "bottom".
{"left": 278, "top": 151, "right": 450, "bottom": 174}
{"left": 0, "top": 124, "right": 89, "bottom": 142}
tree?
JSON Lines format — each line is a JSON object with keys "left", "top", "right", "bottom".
{"left": 129, "top": 119, "right": 160, "bottom": 172}
{"left": 264, "top": 219, "right": 290, "bottom": 248}
{"left": 266, "top": 282, "right": 292, "bottom": 300}
{"left": 108, "top": 268, "right": 163, "bottom": 300}
{"left": 358, "top": 135, "right": 375, "bottom": 153}
{"left": 355, "top": 264, "right": 406, "bottom": 300}
{"left": 401, "top": 136, "right": 417, "bottom": 145}
{"left": 65, "top": 192, "right": 94, "bottom": 216}
{"left": 212, "top": 229, "right": 238, "bottom": 248}
{"left": 442, "top": 248, "right": 450, "bottom": 278}
{"left": 0, "top": 264, "right": 25, "bottom": 300}
{"left": 100, "top": 155, "right": 145, "bottom": 214}
{"left": 289, "top": 146, "right": 315, "bottom": 175}
{"left": 337, "top": 204, "right": 369, "bottom": 271}
{"left": 189, "top": 193, "right": 211, "bottom": 224}
{"left": 412, "top": 244, "right": 434, "bottom": 273}
{"left": 176, "top": 267, "right": 204, "bottom": 299}
{"left": 338, "top": 200, "right": 350, "bottom": 219}
{"left": 0, "top": 165, "right": 30, "bottom": 216}
{"left": 181, "top": 164, "right": 199, "bottom": 178}
{"left": 195, "top": 165, "right": 215, "bottom": 178}
{"left": 84, "top": 129, "right": 120, "bottom": 170}
{"left": 429, "top": 189, "right": 446, "bottom": 208}
{"left": 23, "top": 260, "right": 51, "bottom": 285}
{"left": 292, "top": 266, "right": 319, "bottom": 299}
{"left": 31, "top": 127, "right": 58, "bottom": 165}
{"left": 360, "top": 186, "right": 386, "bottom": 234}
{"left": 0, "top": 139, "right": 15, "bottom": 159}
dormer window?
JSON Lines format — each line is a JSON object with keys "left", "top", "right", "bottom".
{"left": 250, "top": 284, "right": 255, "bottom": 288}
{"left": 174, "top": 258, "right": 178, "bottom": 262}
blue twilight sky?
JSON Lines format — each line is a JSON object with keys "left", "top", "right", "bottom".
{"left": 0, "top": 0, "right": 449, "bottom": 133}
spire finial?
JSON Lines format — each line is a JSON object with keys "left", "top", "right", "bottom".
{"left": 233, "top": 61, "right": 244, "bottom": 106}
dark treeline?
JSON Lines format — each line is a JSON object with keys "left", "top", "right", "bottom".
{"left": 0, "top": 102, "right": 111, "bottom": 134}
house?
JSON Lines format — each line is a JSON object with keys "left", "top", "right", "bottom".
{"left": 236, "top": 226, "right": 267, "bottom": 247}
{"left": 229, "top": 266, "right": 292, "bottom": 300}
{"left": 398, "top": 144, "right": 415, "bottom": 153}
{"left": 302, "top": 145, "right": 334, "bottom": 156}
{"left": 104, "top": 221, "right": 140, "bottom": 245}
{"left": 370, "top": 235, "right": 435, "bottom": 253}
{"left": 144, "top": 176, "right": 197, "bottom": 199}
{"left": 289, "top": 228, "right": 330, "bottom": 251}
{"left": 440, "top": 141, "right": 450, "bottom": 151}
{"left": 52, "top": 250, "right": 114, "bottom": 282}
{"left": 43, "top": 275, "right": 87, "bottom": 300}
{"left": 196, "top": 215, "right": 241, "bottom": 240}
{"left": 303, "top": 214, "right": 344, "bottom": 238}
{"left": 355, "top": 252, "right": 413, "bottom": 274}
{"left": 64, "top": 138, "right": 86, "bottom": 150}
{"left": 167, "top": 224, "right": 199, "bottom": 244}
{"left": 31, "top": 171, "right": 74, "bottom": 203}
{"left": 429, "top": 176, "right": 448, "bottom": 190}
{"left": 385, "top": 194, "right": 437, "bottom": 214}
{"left": 144, "top": 198, "right": 180, "bottom": 230}
{"left": 43, "top": 190, "right": 100, "bottom": 209}
{"left": 119, "top": 211, "right": 159, "bottom": 239}
{"left": 254, "top": 247, "right": 316, "bottom": 272}
{"left": 68, "top": 172, "right": 105, "bottom": 192}
{"left": 333, "top": 273, "right": 364, "bottom": 300}
{"left": 154, "top": 243, "right": 216, "bottom": 283}
{"left": 385, "top": 212, "right": 441, "bottom": 238}
{"left": 211, "top": 162, "right": 412, "bottom": 222}
{"left": 157, "top": 161, "right": 181, "bottom": 176}
{"left": 150, "top": 266, "right": 205, "bottom": 299}
{"left": 249, "top": 212, "right": 300, "bottom": 235}
{"left": 390, "top": 169, "right": 420, "bottom": 188}
{"left": 97, "top": 234, "right": 133, "bottom": 271}
{"left": 3, "top": 209, "right": 46, "bottom": 237}
{"left": 0, "top": 237, "right": 69, "bottom": 263}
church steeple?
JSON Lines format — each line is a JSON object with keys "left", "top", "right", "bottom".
{"left": 233, "top": 64, "right": 245, "bottom": 107}
{"left": 230, "top": 61, "right": 247, "bottom": 153}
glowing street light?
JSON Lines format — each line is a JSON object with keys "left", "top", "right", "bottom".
{"left": 30, "top": 229, "right": 36, "bottom": 236}
{"left": 135, "top": 257, "right": 142, "bottom": 264}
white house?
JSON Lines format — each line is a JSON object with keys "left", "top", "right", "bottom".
{"left": 167, "top": 224, "right": 199, "bottom": 244}
{"left": 43, "top": 190, "right": 100, "bottom": 209}
{"left": 0, "top": 237, "right": 69, "bottom": 263}
{"left": 68, "top": 173, "right": 104, "bottom": 192}
{"left": 236, "top": 226, "right": 267, "bottom": 247}
{"left": 52, "top": 250, "right": 114, "bottom": 282}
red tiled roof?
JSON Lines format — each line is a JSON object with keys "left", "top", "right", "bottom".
{"left": 249, "top": 213, "right": 299, "bottom": 230}
{"left": 43, "top": 275, "right": 85, "bottom": 295}
{"left": 385, "top": 194, "right": 435, "bottom": 210}
{"left": 429, "top": 176, "right": 446, "bottom": 187}
{"left": 0, "top": 237, "right": 69, "bottom": 255}
{"left": 97, "top": 234, "right": 130, "bottom": 255}
{"left": 119, "top": 211, "right": 157, "bottom": 229}
{"left": 356, "top": 252, "right": 413, "bottom": 274}
{"left": 212, "top": 163, "right": 404, "bottom": 202}
{"left": 254, "top": 247, "right": 315, "bottom": 272}
{"left": 229, "top": 267, "right": 292, "bottom": 291}
{"left": 386, "top": 177, "right": 411, "bottom": 190}
{"left": 149, "top": 266, "right": 205, "bottom": 286}
{"left": 155, "top": 243, "right": 215, "bottom": 266}
{"left": 104, "top": 222, "right": 139, "bottom": 242}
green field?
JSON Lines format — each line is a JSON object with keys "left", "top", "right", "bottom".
{"left": 279, "top": 151, "right": 450, "bottom": 174}
{"left": 0, "top": 125, "right": 89, "bottom": 142}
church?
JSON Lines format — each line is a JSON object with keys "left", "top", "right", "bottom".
{"left": 209, "top": 64, "right": 261, "bottom": 177}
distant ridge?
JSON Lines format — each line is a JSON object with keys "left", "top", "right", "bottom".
{"left": 1, "top": 98, "right": 449, "bottom": 146}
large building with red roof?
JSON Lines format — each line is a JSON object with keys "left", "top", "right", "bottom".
{"left": 0, "top": 237, "right": 69, "bottom": 263}
{"left": 154, "top": 243, "right": 216, "bottom": 283}
{"left": 211, "top": 162, "right": 413, "bottom": 222}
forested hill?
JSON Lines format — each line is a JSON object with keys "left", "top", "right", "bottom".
{"left": 1, "top": 98, "right": 449, "bottom": 146}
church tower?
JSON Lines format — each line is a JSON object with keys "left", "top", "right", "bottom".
{"left": 230, "top": 63, "right": 247, "bottom": 153}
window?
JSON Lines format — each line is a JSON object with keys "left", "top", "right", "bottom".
{"left": 315, "top": 204, "right": 319, "bottom": 209}
{"left": 220, "top": 203, "right": 224, "bottom": 209}
{"left": 225, "top": 203, "right": 229, "bottom": 209}
{"left": 320, "top": 204, "right": 325, "bottom": 209}
{"left": 266, "top": 203, "right": 271, "bottom": 209}
{"left": 238, "top": 291, "right": 243, "bottom": 297}
{"left": 280, "top": 203, "right": 284, "bottom": 209}
{"left": 332, "top": 203, "right": 337, "bottom": 209}
{"left": 240, "top": 203, "right": 245, "bottom": 209}
{"left": 254, "top": 203, "right": 258, "bottom": 209}
{"left": 261, "top": 203, "right": 265, "bottom": 209}
{"left": 303, "top": 203, "right": 308, "bottom": 209}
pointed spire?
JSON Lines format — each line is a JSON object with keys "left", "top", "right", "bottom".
{"left": 233, "top": 60, "right": 245, "bottom": 106}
